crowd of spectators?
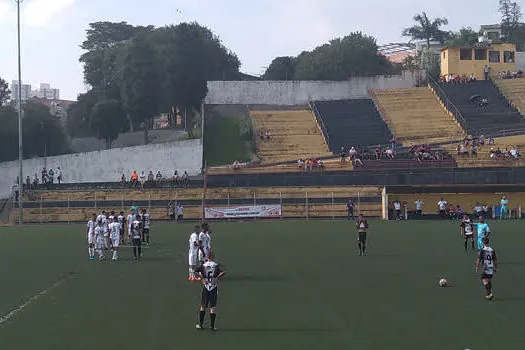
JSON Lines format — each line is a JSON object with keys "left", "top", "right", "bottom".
{"left": 122, "top": 170, "right": 190, "bottom": 189}
{"left": 455, "top": 135, "right": 521, "bottom": 161}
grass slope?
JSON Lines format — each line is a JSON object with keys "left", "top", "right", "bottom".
{"left": 203, "top": 117, "right": 252, "bottom": 166}
{"left": 0, "top": 220, "right": 524, "bottom": 350}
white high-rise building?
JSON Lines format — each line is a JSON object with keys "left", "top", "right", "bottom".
{"left": 31, "top": 83, "right": 60, "bottom": 100}
{"left": 11, "top": 80, "right": 32, "bottom": 102}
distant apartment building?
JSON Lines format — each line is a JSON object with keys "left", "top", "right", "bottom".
{"left": 31, "top": 83, "right": 60, "bottom": 100}
{"left": 11, "top": 80, "right": 32, "bottom": 101}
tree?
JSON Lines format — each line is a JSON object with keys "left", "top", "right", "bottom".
{"left": 446, "top": 27, "right": 479, "bottom": 46}
{"left": 499, "top": 0, "right": 524, "bottom": 50}
{"left": 22, "top": 102, "right": 69, "bottom": 158}
{"left": 80, "top": 21, "right": 154, "bottom": 91}
{"left": 0, "top": 106, "right": 18, "bottom": 161}
{"left": 121, "top": 33, "right": 161, "bottom": 143}
{"left": 263, "top": 56, "right": 297, "bottom": 80}
{"left": 89, "top": 99, "right": 127, "bottom": 148}
{"left": 0, "top": 77, "right": 10, "bottom": 106}
{"left": 155, "top": 23, "right": 240, "bottom": 135}
{"left": 294, "top": 32, "right": 394, "bottom": 80}
{"left": 402, "top": 12, "right": 449, "bottom": 48}
{"left": 66, "top": 90, "right": 99, "bottom": 137}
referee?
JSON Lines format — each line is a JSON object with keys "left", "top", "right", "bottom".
{"left": 356, "top": 214, "right": 368, "bottom": 256}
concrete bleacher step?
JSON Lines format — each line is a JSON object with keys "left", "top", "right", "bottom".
{"left": 373, "top": 87, "right": 464, "bottom": 145}
{"left": 250, "top": 109, "right": 331, "bottom": 163}
{"left": 495, "top": 78, "right": 525, "bottom": 115}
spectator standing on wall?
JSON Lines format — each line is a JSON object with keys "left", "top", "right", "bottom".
{"left": 41, "top": 167, "right": 47, "bottom": 184}
{"left": 484, "top": 65, "right": 490, "bottom": 80}
{"left": 140, "top": 171, "right": 146, "bottom": 188}
{"left": 346, "top": 200, "right": 355, "bottom": 220}
{"left": 56, "top": 167, "right": 62, "bottom": 184}
{"left": 147, "top": 171, "right": 154, "bottom": 183}
{"left": 25, "top": 176, "right": 31, "bottom": 189}
{"left": 48, "top": 168, "right": 54, "bottom": 184}
{"left": 33, "top": 174, "right": 39, "bottom": 189}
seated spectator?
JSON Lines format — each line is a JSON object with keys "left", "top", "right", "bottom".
{"left": 488, "top": 137, "right": 495, "bottom": 145}
{"left": 479, "top": 135, "right": 485, "bottom": 146}
{"left": 489, "top": 147, "right": 496, "bottom": 159}
{"left": 156, "top": 171, "right": 163, "bottom": 182}
{"left": 147, "top": 171, "right": 154, "bottom": 183}
{"left": 510, "top": 147, "right": 520, "bottom": 160}
{"left": 339, "top": 150, "right": 346, "bottom": 163}
{"left": 312, "top": 158, "right": 319, "bottom": 168}
{"left": 297, "top": 158, "right": 305, "bottom": 168}
{"left": 131, "top": 170, "right": 138, "bottom": 186}
{"left": 375, "top": 146, "right": 382, "bottom": 160}
{"left": 305, "top": 159, "right": 312, "bottom": 170}
{"left": 461, "top": 74, "right": 468, "bottom": 83}
{"left": 265, "top": 130, "right": 271, "bottom": 139}
{"left": 120, "top": 174, "right": 126, "bottom": 186}
{"left": 469, "top": 73, "right": 476, "bottom": 81}
{"left": 259, "top": 132, "right": 264, "bottom": 141}
{"left": 348, "top": 147, "right": 357, "bottom": 158}
{"left": 448, "top": 205, "right": 456, "bottom": 219}
{"left": 182, "top": 171, "right": 189, "bottom": 186}
{"left": 233, "top": 161, "right": 241, "bottom": 169}
{"left": 25, "top": 176, "right": 31, "bottom": 189}
{"left": 385, "top": 148, "right": 395, "bottom": 159}
{"left": 459, "top": 144, "right": 469, "bottom": 157}
{"left": 139, "top": 171, "right": 146, "bottom": 187}
{"left": 495, "top": 147, "right": 502, "bottom": 158}
{"left": 455, "top": 205, "right": 463, "bottom": 218}
{"left": 172, "top": 170, "right": 180, "bottom": 186}
{"left": 318, "top": 159, "right": 325, "bottom": 168}
{"left": 471, "top": 145, "right": 477, "bottom": 157}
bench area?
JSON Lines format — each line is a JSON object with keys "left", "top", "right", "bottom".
{"left": 494, "top": 78, "right": 525, "bottom": 115}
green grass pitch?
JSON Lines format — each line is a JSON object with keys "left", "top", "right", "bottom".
{"left": 1, "top": 219, "right": 524, "bottom": 350}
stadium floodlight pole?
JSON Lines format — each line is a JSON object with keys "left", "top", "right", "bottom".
{"left": 15, "top": 0, "right": 24, "bottom": 225}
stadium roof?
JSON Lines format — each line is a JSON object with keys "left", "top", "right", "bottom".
{"left": 378, "top": 43, "right": 416, "bottom": 56}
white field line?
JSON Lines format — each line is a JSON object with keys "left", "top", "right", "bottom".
{"left": 0, "top": 278, "right": 66, "bottom": 326}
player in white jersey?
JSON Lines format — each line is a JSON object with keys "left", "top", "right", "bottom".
{"left": 86, "top": 213, "right": 97, "bottom": 260}
{"left": 131, "top": 219, "right": 143, "bottom": 260}
{"left": 188, "top": 226, "right": 201, "bottom": 281}
{"left": 198, "top": 223, "right": 211, "bottom": 263}
{"left": 94, "top": 219, "right": 105, "bottom": 261}
{"left": 141, "top": 209, "right": 151, "bottom": 244}
{"left": 117, "top": 211, "right": 126, "bottom": 244}
{"left": 126, "top": 209, "right": 135, "bottom": 244}
{"left": 195, "top": 251, "right": 226, "bottom": 331}
{"left": 109, "top": 218, "right": 122, "bottom": 261}
{"left": 475, "top": 237, "right": 498, "bottom": 300}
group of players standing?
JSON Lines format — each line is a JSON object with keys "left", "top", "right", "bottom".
{"left": 86, "top": 208, "right": 151, "bottom": 261}
{"left": 460, "top": 214, "right": 498, "bottom": 300}
{"left": 188, "top": 223, "right": 226, "bottom": 331}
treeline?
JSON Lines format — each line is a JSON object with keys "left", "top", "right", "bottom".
{"left": 67, "top": 21, "right": 242, "bottom": 145}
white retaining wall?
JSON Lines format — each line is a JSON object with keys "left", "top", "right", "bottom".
{"left": 205, "top": 72, "right": 420, "bottom": 105}
{"left": 516, "top": 52, "right": 525, "bottom": 72}
{"left": 0, "top": 139, "right": 203, "bottom": 199}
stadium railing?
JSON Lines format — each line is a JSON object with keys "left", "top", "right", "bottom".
{"left": 427, "top": 74, "right": 467, "bottom": 131}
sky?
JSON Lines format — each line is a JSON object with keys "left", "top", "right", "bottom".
{"left": 0, "top": 0, "right": 507, "bottom": 100}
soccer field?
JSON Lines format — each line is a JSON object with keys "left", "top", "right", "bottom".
{"left": 1, "top": 219, "right": 524, "bottom": 350}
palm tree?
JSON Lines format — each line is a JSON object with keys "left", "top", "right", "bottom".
{"left": 402, "top": 12, "right": 449, "bottom": 49}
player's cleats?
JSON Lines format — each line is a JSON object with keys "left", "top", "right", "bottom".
{"left": 211, "top": 327, "right": 217, "bottom": 332}
{"left": 195, "top": 324, "right": 203, "bottom": 330}
{"left": 485, "top": 293, "right": 493, "bottom": 300}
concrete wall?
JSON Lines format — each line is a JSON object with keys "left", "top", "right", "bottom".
{"left": 0, "top": 139, "right": 203, "bottom": 199}
{"left": 205, "top": 72, "right": 420, "bottom": 105}
{"left": 517, "top": 52, "right": 525, "bottom": 72}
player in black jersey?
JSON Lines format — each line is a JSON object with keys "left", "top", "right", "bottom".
{"left": 356, "top": 214, "right": 368, "bottom": 256}
{"left": 195, "top": 251, "right": 226, "bottom": 331}
{"left": 460, "top": 214, "right": 475, "bottom": 252}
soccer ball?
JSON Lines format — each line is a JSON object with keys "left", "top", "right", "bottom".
{"left": 439, "top": 278, "right": 449, "bottom": 287}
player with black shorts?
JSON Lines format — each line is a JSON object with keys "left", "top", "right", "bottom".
{"left": 142, "top": 209, "right": 151, "bottom": 244}
{"left": 460, "top": 214, "right": 475, "bottom": 252}
{"left": 475, "top": 237, "right": 498, "bottom": 300}
{"left": 356, "top": 214, "right": 368, "bottom": 256}
{"left": 195, "top": 251, "right": 226, "bottom": 331}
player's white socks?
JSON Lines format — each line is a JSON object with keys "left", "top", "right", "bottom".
{"left": 97, "top": 249, "right": 103, "bottom": 258}
{"left": 88, "top": 248, "right": 94, "bottom": 257}
{"left": 189, "top": 266, "right": 193, "bottom": 279}
{"left": 112, "top": 251, "right": 118, "bottom": 260}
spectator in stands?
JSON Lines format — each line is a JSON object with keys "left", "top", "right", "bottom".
{"left": 156, "top": 171, "right": 163, "bottom": 183}
{"left": 318, "top": 159, "right": 325, "bottom": 168}
{"left": 471, "top": 144, "right": 477, "bottom": 157}
{"left": 147, "top": 171, "right": 154, "bottom": 184}
{"left": 265, "top": 130, "right": 271, "bottom": 139}
{"left": 41, "top": 167, "right": 47, "bottom": 184}
{"left": 339, "top": 149, "right": 346, "bottom": 163}
{"left": 48, "top": 168, "right": 54, "bottom": 184}
{"left": 25, "top": 176, "right": 30, "bottom": 189}
{"left": 56, "top": 167, "right": 62, "bottom": 184}
{"left": 375, "top": 145, "right": 382, "bottom": 160}
{"left": 482, "top": 204, "right": 490, "bottom": 217}
{"left": 469, "top": 73, "right": 477, "bottom": 81}
{"left": 479, "top": 135, "right": 485, "bottom": 146}
{"left": 297, "top": 158, "right": 305, "bottom": 169}
{"left": 474, "top": 203, "right": 483, "bottom": 217}
{"left": 140, "top": 171, "right": 146, "bottom": 188}
{"left": 448, "top": 205, "right": 456, "bottom": 219}
{"left": 510, "top": 147, "right": 520, "bottom": 160}
{"left": 182, "top": 171, "right": 189, "bottom": 187}
{"left": 390, "top": 137, "right": 397, "bottom": 152}
{"left": 32, "top": 174, "right": 39, "bottom": 189}
{"left": 120, "top": 174, "right": 126, "bottom": 187}
{"left": 385, "top": 148, "right": 395, "bottom": 159}
{"left": 455, "top": 205, "right": 463, "bottom": 219}
{"left": 172, "top": 170, "right": 179, "bottom": 186}
{"left": 259, "top": 132, "right": 264, "bottom": 141}
{"left": 232, "top": 161, "right": 241, "bottom": 169}
{"left": 130, "top": 170, "right": 138, "bottom": 187}
{"left": 484, "top": 65, "right": 490, "bottom": 80}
